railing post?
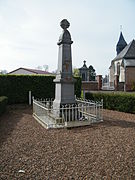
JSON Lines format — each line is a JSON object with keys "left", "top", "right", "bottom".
{"left": 96, "top": 102, "right": 98, "bottom": 121}
{"left": 101, "top": 99, "right": 103, "bottom": 121}
{"left": 72, "top": 105, "right": 74, "bottom": 121}
{"left": 75, "top": 104, "right": 77, "bottom": 120}
{"left": 33, "top": 98, "right": 35, "bottom": 114}
{"left": 68, "top": 105, "right": 71, "bottom": 122}
{"left": 29, "top": 91, "right": 32, "bottom": 105}
{"left": 65, "top": 105, "right": 67, "bottom": 122}
{"left": 81, "top": 104, "right": 83, "bottom": 118}
{"left": 78, "top": 104, "right": 81, "bottom": 119}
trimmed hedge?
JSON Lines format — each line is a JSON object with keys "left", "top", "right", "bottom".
{"left": 0, "top": 75, "right": 81, "bottom": 104}
{"left": 0, "top": 96, "right": 8, "bottom": 115}
{"left": 85, "top": 92, "right": 135, "bottom": 114}
{"left": 74, "top": 76, "right": 82, "bottom": 98}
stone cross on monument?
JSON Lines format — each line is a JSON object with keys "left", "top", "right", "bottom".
{"left": 53, "top": 19, "right": 76, "bottom": 116}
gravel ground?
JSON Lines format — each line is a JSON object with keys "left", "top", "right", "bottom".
{"left": 0, "top": 105, "right": 135, "bottom": 179}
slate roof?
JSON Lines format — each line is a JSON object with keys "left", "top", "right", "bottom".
{"left": 116, "top": 32, "right": 127, "bottom": 47}
{"left": 124, "top": 59, "right": 135, "bottom": 67}
{"left": 113, "top": 39, "right": 135, "bottom": 61}
{"left": 8, "top": 67, "right": 55, "bottom": 75}
{"left": 79, "top": 60, "right": 88, "bottom": 70}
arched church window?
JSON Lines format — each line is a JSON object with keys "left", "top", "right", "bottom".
{"left": 117, "top": 62, "right": 120, "bottom": 75}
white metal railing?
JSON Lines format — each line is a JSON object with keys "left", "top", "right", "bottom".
{"left": 76, "top": 98, "right": 103, "bottom": 121}
{"left": 33, "top": 98, "right": 103, "bottom": 128}
{"left": 33, "top": 98, "right": 53, "bottom": 117}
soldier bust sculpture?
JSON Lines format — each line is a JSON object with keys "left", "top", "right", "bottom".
{"left": 57, "top": 19, "right": 73, "bottom": 45}
{"left": 60, "top": 19, "right": 70, "bottom": 30}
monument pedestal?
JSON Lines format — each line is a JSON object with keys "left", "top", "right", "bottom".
{"left": 53, "top": 77, "right": 76, "bottom": 117}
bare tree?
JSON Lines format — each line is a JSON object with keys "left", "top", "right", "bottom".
{"left": 73, "top": 68, "right": 79, "bottom": 76}
{"left": 89, "top": 65, "right": 96, "bottom": 81}
{"left": 43, "top": 65, "right": 49, "bottom": 72}
{"left": 35, "top": 65, "right": 49, "bottom": 71}
{"left": 35, "top": 66, "right": 43, "bottom": 70}
{"left": 0, "top": 69, "right": 8, "bottom": 74}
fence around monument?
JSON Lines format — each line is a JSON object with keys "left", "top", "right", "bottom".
{"left": 33, "top": 98, "right": 103, "bottom": 128}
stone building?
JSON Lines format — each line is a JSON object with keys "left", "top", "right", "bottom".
{"left": 79, "top": 61, "right": 102, "bottom": 92}
{"left": 79, "top": 61, "right": 90, "bottom": 81}
{"left": 109, "top": 32, "right": 135, "bottom": 91}
{"left": 79, "top": 61, "right": 96, "bottom": 81}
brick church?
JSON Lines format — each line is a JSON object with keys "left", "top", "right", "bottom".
{"left": 109, "top": 32, "right": 135, "bottom": 91}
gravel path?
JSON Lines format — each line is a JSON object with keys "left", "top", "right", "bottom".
{"left": 0, "top": 105, "right": 135, "bottom": 179}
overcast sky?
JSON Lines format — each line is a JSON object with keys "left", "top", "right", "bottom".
{"left": 0, "top": 0, "right": 135, "bottom": 75}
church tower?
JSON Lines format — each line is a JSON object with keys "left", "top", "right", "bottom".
{"left": 116, "top": 32, "right": 127, "bottom": 55}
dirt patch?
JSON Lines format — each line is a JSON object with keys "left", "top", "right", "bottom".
{"left": 0, "top": 105, "right": 135, "bottom": 179}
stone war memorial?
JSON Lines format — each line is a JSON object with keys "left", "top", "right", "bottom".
{"left": 53, "top": 19, "right": 76, "bottom": 115}
{"left": 33, "top": 19, "right": 103, "bottom": 129}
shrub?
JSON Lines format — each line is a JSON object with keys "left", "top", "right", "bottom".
{"left": 0, "top": 96, "right": 8, "bottom": 115}
{"left": 85, "top": 92, "right": 135, "bottom": 113}
{"left": 0, "top": 75, "right": 81, "bottom": 104}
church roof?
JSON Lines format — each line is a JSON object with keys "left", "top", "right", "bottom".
{"left": 113, "top": 39, "right": 135, "bottom": 61}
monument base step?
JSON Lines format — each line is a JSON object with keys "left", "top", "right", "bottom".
{"left": 65, "top": 119, "right": 103, "bottom": 128}
{"left": 33, "top": 113, "right": 103, "bottom": 129}
{"left": 33, "top": 113, "right": 65, "bottom": 129}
